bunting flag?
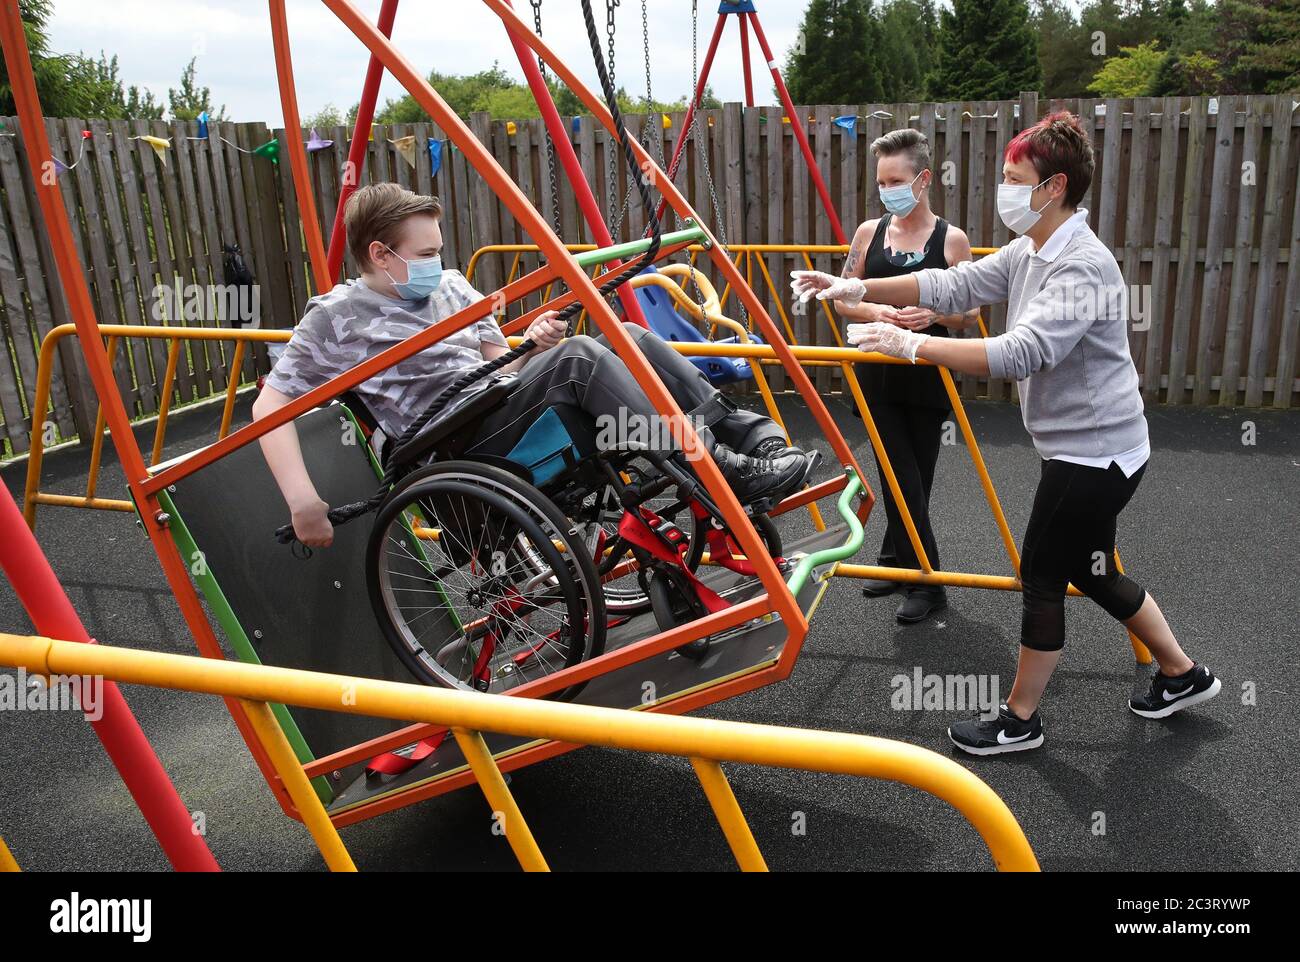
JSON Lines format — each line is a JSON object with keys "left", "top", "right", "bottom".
{"left": 662, "top": 113, "right": 672, "bottom": 129}
{"left": 197, "top": 110, "right": 209, "bottom": 139}
{"left": 306, "top": 128, "right": 333, "bottom": 152}
{"left": 252, "top": 138, "right": 280, "bottom": 164}
{"left": 506, "top": 121, "right": 517, "bottom": 136}
{"left": 389, "top": 134, "right": 416, "bottom": 169}
{"left": 428, "top": 138, "right": 443, "bottom": 176}
{"left": 47, "top": 132, "right": 90, "bottom": 177}
{"left": 571, "top": 116, "right": 581, "bottom": 136}
{"left": 833, "top": 114, "right": 858, "bottom": 138}
{"left": 367, "top": 123, "right": 375, "bottom": 141}
{"left": 132, "top": 134, "right": 172, "bottom": 165}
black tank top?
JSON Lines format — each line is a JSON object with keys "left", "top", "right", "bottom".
{"left": 856, "top": 213, "right": 952, "bottom": 410}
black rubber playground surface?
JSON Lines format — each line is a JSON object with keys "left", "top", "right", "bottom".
{"left": 2, "top": 390, "right": 1297, "bottom": 872}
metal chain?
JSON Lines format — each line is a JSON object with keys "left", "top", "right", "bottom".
{"left": 605, "top": 0, "right": 620, "bottom": 234}
{"left": 642, "top": 0, "right": 667, "bottom": 172}
{"left": 531, "top": 0, "right": 563, "bottom": 237}
{"left": 610, "top": 0, "right": 672, "bottom": 239}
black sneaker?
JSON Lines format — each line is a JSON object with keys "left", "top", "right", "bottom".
{"left": 713, "top": 443, "right": 811, "bottom": 507}
{"left": 896, "top": 586, "right": 948, "bottom": 624}
{"left": 948, "top": 703, "right": 1044, "bottom": 756}
{"left": 1129, "top": 662, "right": 1221, "bottom": 719}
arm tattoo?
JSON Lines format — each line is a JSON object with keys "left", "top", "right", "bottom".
{"left": 843, "top": 240, "right": 863, "bottom": 278}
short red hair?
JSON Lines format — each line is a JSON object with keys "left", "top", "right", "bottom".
{"left": 1004, "top": 111, "right": 1095, "bottom": 209}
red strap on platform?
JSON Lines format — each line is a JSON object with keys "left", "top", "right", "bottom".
{"left": 617, "top": 510, "right": 729, "bottom": 614}
{"left": 366, "top": 731, "right": 448, "bottom": 777}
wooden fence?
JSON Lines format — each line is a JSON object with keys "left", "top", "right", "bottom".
{"left": 2, "top": 93, "right": 1299, "bottom": 457}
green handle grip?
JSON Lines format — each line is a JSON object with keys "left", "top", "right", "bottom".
{"left": 786, "top": 467, "right": 865, "bottom": 596}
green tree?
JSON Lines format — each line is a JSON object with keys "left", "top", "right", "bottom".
{"left": 878, "top": 0, "right": 938, "bottom": 102}
{"left": 1164, "top": 0, "right": 1219, "bottom": 55}
{"left": 303, "top": 103, "right": 344, "bottom": 130}
{"left": 377, "top": 64, "right": 518, "bottom": 121}
{"left": 784, "top": 0, "right": 885, "bottom": 105}
{"left": 1084, "top": 0, "right": 1168, "bottom": 49}
{"left": 371, "top": 62, "right": 700, "bottom": 124}
{"left": 1087, "top": 39, "right": 1168, "bottom": 95}
{"left": 1238, "top": 0, "right": 1300, "bottom": 91}
{"left": 1033, "top": 0, "right": 1096, "bottom": 98}
{"left": 81, "top": 53, "right": 163, "bottom": 119}
{"left": 0, "top": 1, "right": 138, "bottom": 117}
{"left": 928, "top": 0, "right": 1040, "bottom": 100}
{"left": 167, "top": 57, "right": 226, "bottom": 122}
{"left": 1149, "top": 48, "right": 1223, "bottom": 93}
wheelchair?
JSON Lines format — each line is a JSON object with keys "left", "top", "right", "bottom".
{"left": 348, "top": 370, "right": 788, "bottom": 702}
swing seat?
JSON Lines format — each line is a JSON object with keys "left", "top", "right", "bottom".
{"left": 629, "top": 267, "right": 759, "bottom": 386}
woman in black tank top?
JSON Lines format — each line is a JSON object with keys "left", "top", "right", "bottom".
{"left": 837, "top": 129, "right": 980, "bottom": 624}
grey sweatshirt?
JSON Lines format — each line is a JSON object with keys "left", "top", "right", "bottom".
{"left": 914, "top": 222, "right": 1148, "bottom": 461}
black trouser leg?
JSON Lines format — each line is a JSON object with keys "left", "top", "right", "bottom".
{"left": 1019, "top": 459, "right": 1149, "bottom": 652}
{"left": 607, "top": 323, "right": 785, "bottom": 453}
{"left": 869, "top": 402, "right": 946, "bottom": 579}
{"left": 464, "top": 324, "right": 712, "bottom": 458}
{"left": 466, "top": 322, "right": 783, "bottom": 458}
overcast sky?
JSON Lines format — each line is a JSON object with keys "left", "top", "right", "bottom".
{"left": 46, "top": 1, "right": 810, "bottom": 126}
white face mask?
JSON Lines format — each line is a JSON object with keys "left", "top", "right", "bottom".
{"left": 997, "top": 177, "right": 1055, "bottom": 235}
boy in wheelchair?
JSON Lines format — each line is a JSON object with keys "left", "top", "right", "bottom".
{"left": 254, "top": 183, "right": 812, "bottom": 549}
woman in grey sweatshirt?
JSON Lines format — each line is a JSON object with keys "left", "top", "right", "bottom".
{"left": 792, "top": 112, "right": 1219, "bottom": 755}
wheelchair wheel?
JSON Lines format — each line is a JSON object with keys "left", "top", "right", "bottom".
{"left": 592, "top": 491, "right": 700, "bottom": 618}
{"left": 646, "top": 568, "right": 711, "bottom": 660}
{"left": 366, "top": 461, "right": 605, "bottom": 700}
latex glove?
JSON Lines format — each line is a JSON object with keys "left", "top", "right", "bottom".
{"left": 891, "top": 306, "right": 939, "bottom": 331}
{"left": 846, "top": 322, "right": 929, "bottom": 363}
{"left": 790, "top": 270, "right": 867, "bottom": 307}
{"left": 525, "top": 310, "right": 566, "bottom": 351}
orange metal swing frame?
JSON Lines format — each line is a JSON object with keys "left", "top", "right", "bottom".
{"left": 0, "top": 0, "right": 876, "bottom": 827}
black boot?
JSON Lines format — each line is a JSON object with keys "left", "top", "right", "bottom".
{"left": 712, "top": 444, "right": 811, "bottom": 507}
{"left": 749, "top": 436, "right": 807, "bottom": 461}
{"left": 861, "top": 577, "right": 901, "bottom": 598}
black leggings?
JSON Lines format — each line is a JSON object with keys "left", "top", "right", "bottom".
{"left": 868, "top": 402, "right": 948, "bottom": 577}
{"left": 1019, "top": 458, "right": 1148, "bottom": 652}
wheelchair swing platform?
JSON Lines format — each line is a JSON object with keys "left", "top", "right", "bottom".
{"left": 152, "top": 405, "right": 839, "bottom": 817}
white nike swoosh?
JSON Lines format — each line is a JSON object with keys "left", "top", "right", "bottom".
{"left": 1162, "top": 684, "right": 1196, "bottom": 701}
{"left": 997, "top": 729, "right": 1034, "bottom": 744}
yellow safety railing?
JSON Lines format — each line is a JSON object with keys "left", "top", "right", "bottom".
{"left": 700, "top": 244, "right": 997, "bottom": 346}
{"left": 466, "top": 243, "right": 1001, "bottom": 350}
{"left": 21, "top": 324, "right": 293, "bottom": 528}
{"left": 0, "top": 631, "right": 1040, "bottom": 872}
{"left": 0, "top": 836, "right": 19, "bottom": 872}
{"left": 17, "top": 309, "right": 1147, "bottom": 661}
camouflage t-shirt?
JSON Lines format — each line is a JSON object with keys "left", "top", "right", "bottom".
{"left": 264, "top": 270, "right": 508, "bottom": 436}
